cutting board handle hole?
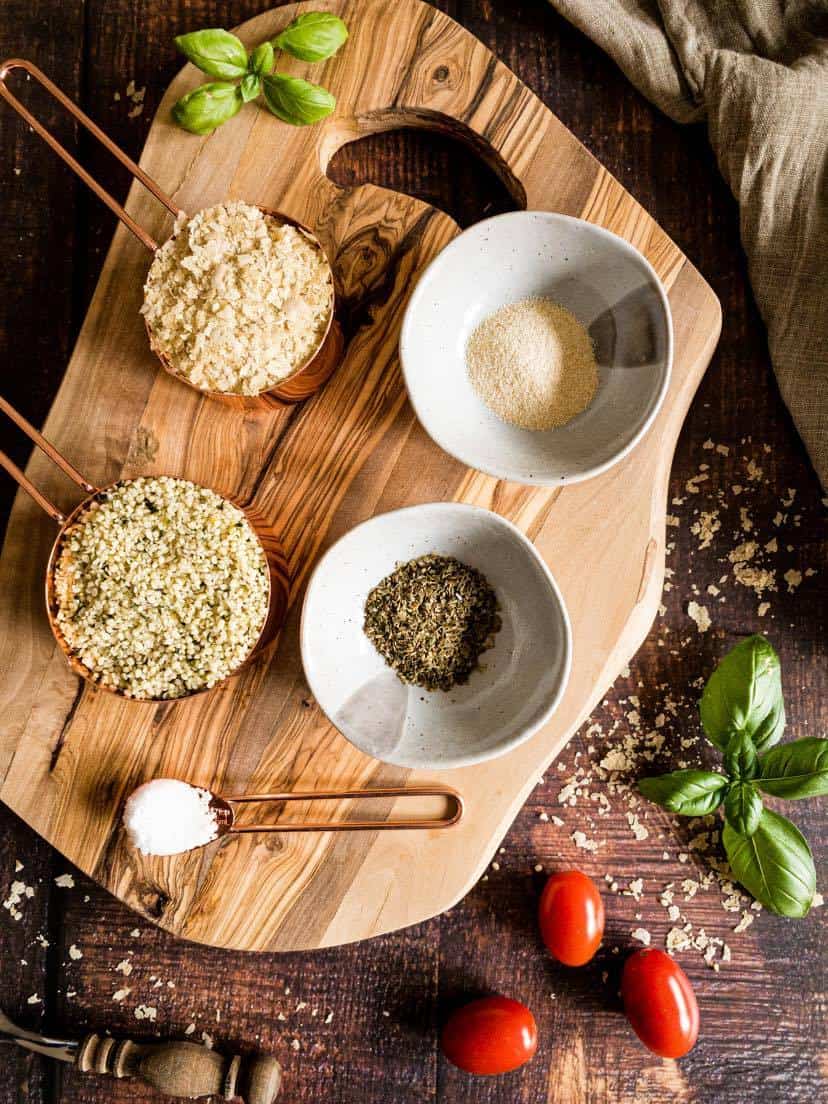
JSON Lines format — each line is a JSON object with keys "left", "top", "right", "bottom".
{"left": 326, "top": 125, "right": 523, "bottom": 229}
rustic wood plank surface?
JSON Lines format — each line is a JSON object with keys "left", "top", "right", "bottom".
{"left": 0, "top": 1, "right": 824, "bottom": 1101}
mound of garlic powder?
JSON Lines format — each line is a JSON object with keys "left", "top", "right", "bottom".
{"left": 142, "top": 201, "right": 333, "bottom": 395}
{"left": 123, "top": 780, "right": 219, "bottom": 856}
{"left": 467, "top": 297, "right": 598, "bottom": 430}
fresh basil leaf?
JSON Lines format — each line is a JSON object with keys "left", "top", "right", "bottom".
{"left": 239, "top": 73, "right": 261, "bottom": 104}
{"left": 172, "top": 82, "right": 243, "bottom": 135}
{"left": 175, "top": 29, "right": 249, "bottom": 79}
{"left": 723, "top": 808, "right": 816, "bottom": 917}
{"left": 724, "top": 781, "right": 762, "bottom": 836}
{"left": 273, "top": 12, "right": 349, "bottom": 62}
{"left": 699, "top": 635, "right": 785, "bottom": 752}
{"left": 249, "top": 41, "right": 275, "bottom": 77}
{"left": 262, "top": 74, "right": 335, "bottom": 126}
{"left": 758, "top": 737, "right": 828, "bottom": 799}
{"left": 638, "top": 770, "right": 728, "bottom": 816}
{"left": 723, "top": 730, "right": 759, "bottom": 780}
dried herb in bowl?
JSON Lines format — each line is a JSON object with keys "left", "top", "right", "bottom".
{"left": 363, "top": 554, "right": 501, "bottom": 692}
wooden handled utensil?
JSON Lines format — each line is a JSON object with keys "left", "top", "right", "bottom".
{"left": 0, "top": 1007, "right": 282, "bottom": 1102}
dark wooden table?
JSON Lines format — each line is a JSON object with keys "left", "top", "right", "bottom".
{"left": 1, "top": 2, "right": 825, "bottom": 1102}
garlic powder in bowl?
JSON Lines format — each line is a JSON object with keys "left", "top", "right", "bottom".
{"left": 52, "top": 476, "right": 269, "bottom": 699}
{"left": 142, "top": 201, "right": 333, "bottom": 396}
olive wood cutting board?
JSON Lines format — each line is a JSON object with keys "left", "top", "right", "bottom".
{"left": 0, "top": 0, "right": 720, "bottom": 950}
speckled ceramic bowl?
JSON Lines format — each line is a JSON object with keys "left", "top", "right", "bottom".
{"left": 300, "top": 502, "right": 572, "bottom": 769}
{"left": 400, "top": 210, "right": 673, "bottom": 485}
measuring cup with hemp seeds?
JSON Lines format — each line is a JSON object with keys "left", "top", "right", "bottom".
{"left": 0, "top": 60, "right": 344, "bottom": 408}
{"left": 0, "top": 394, "right": 290, "bottom": 701}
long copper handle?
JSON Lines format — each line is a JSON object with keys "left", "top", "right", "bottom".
{"left": 225, "top": 785, "right": 464, "bottom": 832}
{"left": 0, "top": 394, "right": 98, "bottom": 524}
{"left": 0, "top": 58, "right": 182, "bottom": 252}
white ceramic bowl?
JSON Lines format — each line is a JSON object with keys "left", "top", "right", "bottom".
{"left": 300, "top": 503, "right": 572, "bottom": 769}
{"left": 400, "top": 211, "right": 673, "bottom": 485}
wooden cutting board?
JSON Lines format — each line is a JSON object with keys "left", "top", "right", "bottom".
{"left": 0, "top": 0, "right": 720, "bottom": 951}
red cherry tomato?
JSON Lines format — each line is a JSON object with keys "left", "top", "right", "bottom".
{"left": 621, "top": 948, "right": 700, "bottom": 1058}
{"left": 441, "top": 995, "right": 538, "bottom": 1075}
{"left": 538, "top": 869, "right": 605, "bottom": 966}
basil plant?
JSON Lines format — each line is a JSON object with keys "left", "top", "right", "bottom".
{"left": 639, "top": 635, "right": 825, "bottom": 917}
{"left": 172, "top": 13, "right": 347, "bottom": 135}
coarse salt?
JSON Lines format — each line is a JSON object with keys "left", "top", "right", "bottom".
{"left": 123, "top": 779, "right": 219, "bottom": 856}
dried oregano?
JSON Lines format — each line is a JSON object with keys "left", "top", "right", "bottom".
{"left": 363, "top": 554, "right": 501, "bottom": 692}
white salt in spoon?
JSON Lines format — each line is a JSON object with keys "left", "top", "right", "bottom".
{"left": 123, "top": 778, "right": 464, "bottom": 856}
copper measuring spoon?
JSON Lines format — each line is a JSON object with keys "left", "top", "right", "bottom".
{"left": 0, "top": 59, "right": 343, "bottom": 408}
{"left": 124, "top": 779, "right": 464, "bottom": 852}
{"left": 0, "top": 394, "right": 290, "bottom": 700}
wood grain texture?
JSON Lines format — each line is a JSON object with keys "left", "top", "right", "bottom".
{"left": 0, "top": 0, "right": 722, "bottom": 952}
{"left": 0, "top": 2, "right": 825, "bottom": 1102}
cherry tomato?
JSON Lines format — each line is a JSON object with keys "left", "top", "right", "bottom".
{"left": 621, "top": 948, "right": 700, "bottom": 1058}
{"left": 538, "top": 869, "right": 605, "bottom": 966}
{"left": 441, "top": 995, "right": 538, "bottom": 1075}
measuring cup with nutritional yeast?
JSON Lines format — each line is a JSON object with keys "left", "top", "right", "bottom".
{"left": 0, "top": 396, "right": 289, "bottom": 701}
{"left": 0, "top": 60, "right": 344, "bottom": 408}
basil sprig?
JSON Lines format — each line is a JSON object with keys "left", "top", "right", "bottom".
{"left": 700, "top": 633, "right": 785, "bottom": 753}
{"left": 723, "top": 810, "right": 815, "bottom": 918}
{"left": 172, "top": 82, "right": 243, "bottom": 135}
{"left": 638, "top": 635, "right": 824, "bottom": 917}
{"left": 758, "top": 738, "right": 828, "bottom": 799}
{"left": 172, "top": 13, "right": 347, "bottom": 135}
{"left": 262, "top": 75, "right": 336, "bottom": 126}
{"left": 638, "top": 770, "right": 728, "bottom": 816}
{"left": 175, "top": 29, "right": 249, "bottom": 79}
{"left": 273, "top": 12, "right": 349, "bottom": 62}
{"left": 723, "top": 781, "right": 763, "bottom": 837}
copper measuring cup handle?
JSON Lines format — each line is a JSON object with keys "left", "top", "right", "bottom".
{"left": 221, "top": 785, "right": 465, "bottom": 833}
{"left": 0, "top": 394, "right": 98, "bottom": 524}
{"left": 0, "top": 58, "right": 181, "bottom": 252}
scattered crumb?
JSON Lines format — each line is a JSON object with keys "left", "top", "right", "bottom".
{"left": 783, "top": 569, "right": 802, "bottom": 593}
{"left": 687, "top": 601, "right": 711, "bottom": 633}
{"left": 571, "top": 830, "right": 600, "bottom": 853}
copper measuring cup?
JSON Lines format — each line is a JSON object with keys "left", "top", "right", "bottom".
{"left": 0, "top": 395, "right": 290, "bottom": 700}
{"left": 0, "top": 59, "right": 344, "bottom": 408}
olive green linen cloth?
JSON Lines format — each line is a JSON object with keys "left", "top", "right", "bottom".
{"left": 548, "top": 0, "right": 828, "bottom": 486}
